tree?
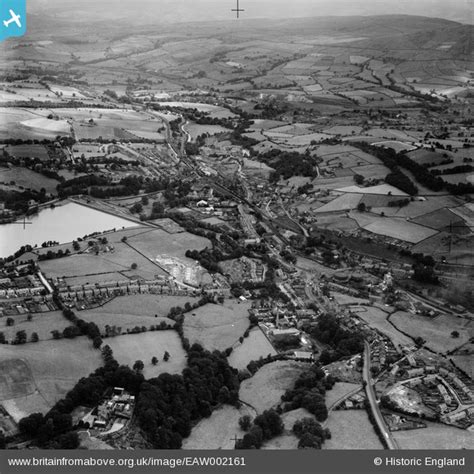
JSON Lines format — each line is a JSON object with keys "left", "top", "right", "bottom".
{"left": 31, "top": 332, "right": 39, "bottom": 343}
{"left": 163, "top": 351, "right": 170, "bottom": 362}
{"left": 131, "top": 262, "right": 138, "bottom": 270}
{"left": 56, "top": 431, "right": 79, "bottom": 449}
{"left": 0, "top": 332, "right": 5, "bottom": 344}
{"left": 0, "top": 430, "right": 5, "bottom": 449}
{"left": 151, "top": 356, "right": 158, "bottom": 366}
{"left": 14, "top": 330, "right": 27, "bottom": 345}
{"left": 133, "top": 360, "right": 144, "bottom": 373}
{"left": 72, "top": 241, "right": 80, "bottom": 251}
{"left": 451, "top": 331, "right": 460, "bottom": 338}
{"left": 354, "top": 174, "right": 364, "bottom": 185}
{"left": 6, "top": 317, "right": 14, "bottom": 327}
{"left": 239, "top": 415, "right": 252, "bottom": 431}
{"left": 27, "top": 314, "right": 33, "bottom": 322}
{"left": 93, "top": 336, "right": 103, "bottom": 349}
{"left": 357, "top": 202, "right": 366, "bottom": 212}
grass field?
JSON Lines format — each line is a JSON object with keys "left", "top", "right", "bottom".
{"left": 183, "top": 301, "right": 251, "bottom": 352}
{"left": 325, "top": 382, "right": 361, "bottom": 408}
{"left": 0, "top": 337, "right": 102, "bottom": 419}
{"left": 5, "top": 145, "right": 50, "bottom": 161}
{"left": 105, "top": 331, "right": 186, "bottom": 379}
{"left": 262, "top": 408, "right": 314, "bottom": 449}
{"left": 353, "top": 307, "right": 413, "bottom": 351}
{"left": 239, "top": 361, "right": 306, "bottom": 413}
{"left": 392, "top": 421, "right": 474, "bottom": 450}
{"left": 0, "top": 167, "right": 59, "bottom": 194}
{"left": 127, "top": 228, "right": 210, "bottom": 263}
{"left": 1, "top": 311, "right": 73, "bottom": 343}
{"left": 389, "top": 312, "right": 472, "bottom": 353}
{"left": 323, "top": 410, "right": 383, "bottom": 449}
{"left": 79, "top": 295, "right": 198, "bottom": 334}
{"left": 315, "top": 194, "right": 362, "bottom": 213}
{"left": 182, "top": 405, "right": 253, "bottom": 449}
{"left": 228, "top": 327, "right": 276, "bottom": 371}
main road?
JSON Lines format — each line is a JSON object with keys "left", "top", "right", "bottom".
{"left": 363, "top": 341, "right": 399, "bottom": 450}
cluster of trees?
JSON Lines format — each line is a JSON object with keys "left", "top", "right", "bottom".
{"left": 135, "top": 344, "right": 240, "bottom": 448}
{"left": 256, "top": 149, "right": 318, "bottom": 183}
{"left": 411, "top": 254, "right": 439, "bottom": 285}
{"left": 388, "top": 198, "right": 410, "bottom": 208}
{"left": 38, "top": 248, "right": 71, "bottom": 261}
{"left": 385, "top": 170, "right": 418, "bottom": 196}
{"left": 431, "top": 164, "right": 473, "bottom": 176}
{"left": 53, "top": 294, "right": 103, "bottom": 348}
{"left": 293, "top": 418, "right": 331, "bottom": 449}
{"left": 236, "top": 410, "right": 284, "bottom": 449}
{"left": 281, "top": 365, "right": 333, "bottom": 422}
{"left": 0, "top": 188, "right": 48, "bottom": 214}
{"left": 304, "top": 314, "right": 364, "bottom": 365}
{"left": 18, "top": 345, "right": 143, "bottom": 448}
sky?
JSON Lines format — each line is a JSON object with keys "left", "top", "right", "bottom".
{"left": 30, "top": 0, "right": 473, "bottom": 24}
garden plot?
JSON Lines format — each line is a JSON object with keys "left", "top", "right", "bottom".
{"left": 240, "top": 361, "right": 306, "bottom": 413}
{"left": 183, "top": 301, "right": 251, "bottom": 352}
{"left": 389, "top": 312, "right": 472, "bottom": 353}
{"left": 106, "top": 331, "right": 186, "bottom": 379}
{"left": 228, "top": 327, "right": 276, "bottom": 371}
{"left": 0, "top": 337, "right": 102, "bottom": 416}
{"left": 353, "top": 307, "right": 413, "bottom": 350}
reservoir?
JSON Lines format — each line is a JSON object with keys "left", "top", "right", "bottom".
{"left": 0, "top": 201, "right": 139, "bottom": 258}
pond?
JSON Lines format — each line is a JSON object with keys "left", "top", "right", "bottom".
{"left": 0, "top": 201, "right": 139, "bottom": 258}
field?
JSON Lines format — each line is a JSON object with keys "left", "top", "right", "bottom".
{"left": 184, "top": 123, "right": 230, "bottom": 141}
{"left": 4, "top": 144, "right": 50, "bottom": 161}
{"left": 0, "top": 338, "right": 102, "bottom": 420}
{"left": 389, "top": 312, "right": 472, "bottom": 353}
{"left": 1, "top": 311, "right": 74, "bottom": 343}
{"left": 314, "top": 194, "right": 361, "bottom": 213}
{"left": 183, "top": 300, "right": 251, "bottom": 352}
{"left": 353, "top": 307, "right": 413, "bottom": 351}
{"left": 182, "top": 405, "right": 253, "bottom": 449}
{"left": 239, "top": 361, "right": 306, "bottom": 413}
{"left": 105, "top": 331, "right": 186, "bottom": 379}
{"left": 126, "top": 227, "right": 210, "bottom": 263}
{"left": 0, "top": 166, "right": 59, "bottom": 194}
{"left": 325, "top": 382, "right": 361, "bottom": 408}
{"left": 78, "top": 295, "right": 198, "bottom": 334}
{"left": 392, "top": 421, "right": 474, "bottom": 450}
{"left": 323, "top": 410, "right": 383, "bottom": 449}
{"left": 262, "top": 408, "right": 313, "bottom": 449}
{"left": 228, "top": 327, "right": 277, "bottom": 370}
